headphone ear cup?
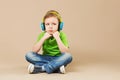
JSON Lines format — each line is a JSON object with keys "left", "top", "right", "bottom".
{"left": 40, "top": 23, "right": 45, "bottom": 31}
{"left": 59, "top": 22, "right": 64, "bottom": 30}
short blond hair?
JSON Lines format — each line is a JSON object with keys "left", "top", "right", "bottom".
{"left": 43, "top": 10, "right": 62, "bottom": 23}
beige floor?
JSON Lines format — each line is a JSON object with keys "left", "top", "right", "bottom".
{"left": 0, "top": 56, "right": 120, "bottom": 80}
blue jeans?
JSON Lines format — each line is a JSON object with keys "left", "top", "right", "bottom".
{"left": 25, "top": 51, "right": 72, "bottom": 73}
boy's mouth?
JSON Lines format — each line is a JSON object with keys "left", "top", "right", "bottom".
{"left": 49, "top": 30, "right": 53, "bottom": 32}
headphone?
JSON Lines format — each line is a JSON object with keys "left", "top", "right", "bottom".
{"left": 40, "top": 11, "right": 64, "bottom": 31}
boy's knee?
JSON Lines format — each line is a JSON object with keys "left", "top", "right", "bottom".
{"left": 62, "top": 53, "right": 73, "bottom": 63}
{"left": 66, "top": 53, "right": 73, "bottom": 62}
{"left": 25, "top": 51, "right": 36, "bottom": 63}
{"left": 25, "top": 51, "right": 35, "bottom": 59}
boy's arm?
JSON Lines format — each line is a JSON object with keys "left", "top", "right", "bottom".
{"left": 53, "top": 31, "right": 69, "bottom": 53}
{"left": 32, "top": 32, "right": 52, "bottom": 53}
{"left": 32, "top": 37, "right": 45, "bottom": 53}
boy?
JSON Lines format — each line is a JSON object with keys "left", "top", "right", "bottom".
{"left": 25, "top": 10, "right": 72, "bottom": 74}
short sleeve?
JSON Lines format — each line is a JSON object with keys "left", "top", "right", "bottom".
{"left": 60, "top": 32, "right": 69, "bottom": 48}
{"left": 36, "top": 32, "right": 45, "bottom": 43}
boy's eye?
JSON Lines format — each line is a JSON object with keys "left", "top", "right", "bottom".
{"left": 52, "top": 23, "right": 57, "bottom": 25}
{"left": 45, "top": 23, "right": 49, "bottom": 25}
{"left": 45, "top": 23, "right": 57, "bottom": 26}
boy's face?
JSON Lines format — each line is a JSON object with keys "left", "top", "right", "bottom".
{"left": 44, "top": 17, "right": 59, "bottom": 34}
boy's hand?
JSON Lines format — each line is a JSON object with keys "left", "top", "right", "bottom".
{"left": 43, "top": 32, "right": 52, "bottom": 40}
{"left": 53, "top": 31, "right": 60, "bottom": 39}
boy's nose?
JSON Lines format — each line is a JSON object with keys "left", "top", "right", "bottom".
{"left": 49, "top": 24, "right": 53, "bottom": 27}
{"left": 49, "top": 24, "right": 53, "bottom": 29}
{"left": 49, "top": 24, "right": 52, "bottom": 27}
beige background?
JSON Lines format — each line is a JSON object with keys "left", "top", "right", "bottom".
{"left": 0, "top": 0, "right": 120, "bottom": 80}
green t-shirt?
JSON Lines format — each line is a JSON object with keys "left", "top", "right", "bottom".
{"left": 36, "top": 31, "right": 69, "bottom": 56}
